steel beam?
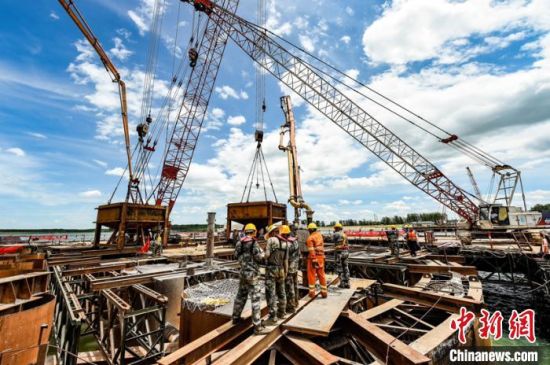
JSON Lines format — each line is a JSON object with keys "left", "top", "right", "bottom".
{"left": 275, "top": 335, "right": 339, "bottom": 365}
{"left": 382, "top": 283, "right": 483, "bottom": 313}
{"left": 407, "top": 264, "right": 477, "bottom": 275}
{"left": 342, "top": 311, "right": 430, "bottom": 365}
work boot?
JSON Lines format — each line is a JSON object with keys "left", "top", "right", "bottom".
{"left": 344, "top": 283, "right": 351, "bottom": 289}
{"left": 232, "top": 317, "right": 242, "bottom": 325}
{"left": 263, "top": 317, "right": 278, "bottom": 326}
{"left": 308, "top": 291, "right": 316, "bottom": 298}
{"left": 277, "top": 311, "right": 287, "bottom": 319}
{"left": 321, "top": 292, "right": 328, "bottom": 299}
{"left": 286, "top": 306, "right": 296, "bottom": 314}
{"left": 254, "top": 325, "right": 266, "bottom": 335}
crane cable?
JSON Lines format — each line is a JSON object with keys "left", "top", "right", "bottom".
{"left": 138, "top": 0, "right": 164, "bottom": 126}
{"left": 137, "top": 6, "right": 210, "bottom": 203}
{"left": 132, "top": 8, "right": 201, "bottom": 197}
{"left": 241, "top": 18, "right": 507, "bottom": 169}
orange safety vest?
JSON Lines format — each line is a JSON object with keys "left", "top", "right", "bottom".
{"left": 306, "top": 231, "right": 325, "bottom": 258}
{"left": 408, "top": 230, "right": 417, "bottom": 241}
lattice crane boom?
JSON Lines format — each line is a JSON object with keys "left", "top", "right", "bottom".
{"left": 154, "top": 0, "right": 240, "bottom": 210}
{"left": 186, "top": 0, "right": 479, "bottom": 223}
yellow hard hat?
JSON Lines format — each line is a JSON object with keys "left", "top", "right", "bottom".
{"left": 265, "top": 224, "right": 278, "bottom": 235}
{"left": 280, "top": 225, "right": 291, "bottom": 234}
{"left": 307, "top": 222, "right": 318, "bottom": 230}
{"left": 244, "top": 223, "right": 257, "bottom": 233}
{"left": 334, "top": 223, "right": 343, "bottom": 229}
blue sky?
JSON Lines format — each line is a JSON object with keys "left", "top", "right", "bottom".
{"left": 1, "top": 0, "right": 549, "bottom": 228}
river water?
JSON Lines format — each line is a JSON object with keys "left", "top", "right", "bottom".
{"left": 480, "top": 271, "right": 550, "bottom": 347}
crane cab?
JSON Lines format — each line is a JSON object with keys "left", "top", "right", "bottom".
{"left": 477, "top": 204, "right": 541, "bottom": 229}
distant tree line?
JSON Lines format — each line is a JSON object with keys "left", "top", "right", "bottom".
{"left": 530, "top": 203, "right": 550, "bottom": 212}
{"left": 171, "top": 224, "right": 224, "bottom": 232}
{"left": 313, "top": 212, "right": 447, "bottom": 227}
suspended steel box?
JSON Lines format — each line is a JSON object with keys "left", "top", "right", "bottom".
{"left": 226, "top": 201, "right": 286, "bottom": 238}
{"left": 94, "top": 202, "right": 169, "bottom": 250}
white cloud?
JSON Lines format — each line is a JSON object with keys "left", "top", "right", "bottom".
{"left": 127, "top": 0, "right": 159, "bottom": 36}
{"left": 203, "top": 107, "right": 226, "bottom": 131}
{"left": 93, "top": 159, "right": 108, "bottom": 167}
{"left": 66, "top": 39, "right": 170, "bottom": 141}
{"left": 340, "top": 35, "right": 351, "bottom": 45}
{"left": 49, "top": 11, "right": 59, "bottom": 20}
{"left": 266, "top": 1, "right": 293, "bottom": 36}
{"left": 362, "top": 0, "right": 550, "bottom": 65}
{"left": 345, "top": 6, "right": 354, "bottom": 16}
{"left": 109, "top": 37, "right": 133, "bottom": 61}
{"left": 227, "top": 115, "right": 246, "bottom": 126}
{"left": 215, "top": 85, "right": 249, "bottom": 100}
{"left": 79, "top": 190, "right": 102, "bottom": 198}
{"left": 299, "top": 35, "right": 315, "bottom": 53}
{"left": 6, "top": 147, "right": 25, "bottom": 157}
{"left": 26, "top": 132, "right": 47, "bottom": 139}
{"left": 105, "top": 167, "right": 125, "bottom": 176}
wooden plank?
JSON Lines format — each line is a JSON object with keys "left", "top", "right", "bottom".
{"left": 407, "top": 264, "right": 477, "bottom": 275}
{"left": 343, "top": 311, "right": 430, "bottom": 365}
{"left": 382, "top": 283, "right": 483, "bottom": 313}
{"left": 283, "top": 287, "right": 354, "bottom": 336}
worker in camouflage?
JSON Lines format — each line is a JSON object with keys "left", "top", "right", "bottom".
{"left": 152, "top": 232, "right": 163, "bottom": 257}
{"left": 263, "top": 224, "right": 289, "bottom": 325}
{"left": 232, "top": 223, "right": 266, "bottom": 334}
{"left": 333, "top": 223, "right": 350, "bottom": 289}
{"left": 283, "top": 225, "right": 300, "bottom": 313}
{"left": 385, "top": 226, "right": 400, "bottom": 258}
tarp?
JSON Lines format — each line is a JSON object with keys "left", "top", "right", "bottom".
{"left": 0, "top": 246, "right": 24, "bottom": 255}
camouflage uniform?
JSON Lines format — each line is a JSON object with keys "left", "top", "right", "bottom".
{"left": 285, "top": 236, "right": 300, "bottom": 312}
{"left": 152, "top": 234, "right": 163, "bottom": 257}
{"left": 333, "top": 231, "right": 350, "bottom": 288}
{"left": 265, "top": 235, "right": 289, "bottom": 320}
{"left": 385, "top": 228, "right": 399, "bottom": 257}
{"left": 232, "top": 235, "right": 265, "bottom": 330}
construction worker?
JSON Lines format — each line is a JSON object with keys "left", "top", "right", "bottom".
{"left": 306, "top": 223, "right": 327, "bottom": 298}
{"left": 385, "top": 226, "right": 400, "bottom": 257}
{"left": 264, "top": 225, "right": 289, "bottom": 325}
{"left": 333, "top": 223, "right": 350, "bottom": 289}
{"left": 152, "top": 231, "right": 163, "bottom": 256}
{"left": 282, "top": 225, "right": 299, "bottom": 313}
{"left": 232, "top": 223, "right": 266, "bottom": 334}
{"left": 405, "top": 225, "right": 419, "bottom": 257}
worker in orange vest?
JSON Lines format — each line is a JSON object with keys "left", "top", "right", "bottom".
{"left": 405, "top": 225, "right": 419, "bottom": 257}
{"left": 306, "top": 223, "right": 327, "bottom": 298}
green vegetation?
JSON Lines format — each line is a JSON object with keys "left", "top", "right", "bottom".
{"left": 314, "top": 212, "right": 447, "bottom": 227}
{"left": 530, "top": 203, "right": 550, "bottom": 212}
{"left": 171, "top": 224, "right": 224, "bottom": 232}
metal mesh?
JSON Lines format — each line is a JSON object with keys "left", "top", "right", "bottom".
{"left": 425, "top": 277, "right": 465, "bottom": 297}
{"left": 182, "top": 278, "right": 241, "bottom": 312}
